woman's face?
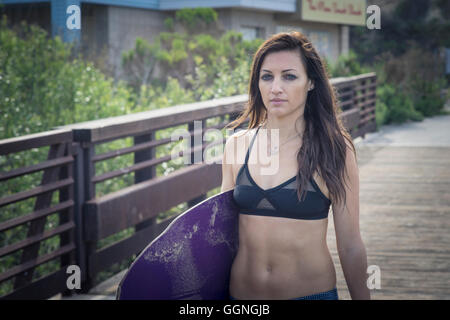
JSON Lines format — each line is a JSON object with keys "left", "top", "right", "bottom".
{"left": 258, "top": 50, "right": 312, "bottom": 119}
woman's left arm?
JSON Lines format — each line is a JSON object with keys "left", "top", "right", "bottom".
{"left": 332, "top": 140, "right": 370, "bottom": 300}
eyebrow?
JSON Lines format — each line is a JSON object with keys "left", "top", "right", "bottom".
{"left": 261, "top": 69, "right": 297, "bottom": 73}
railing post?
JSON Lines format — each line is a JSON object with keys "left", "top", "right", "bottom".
{"left": 72, "top": 142, "right": 88, "bottom": 293}
{"left": 187, "top": 120, "right": 207, "bottom": 207}
{"left": 228, "top": 111, "right": 239, "bottom": 127}
{"left": 59, "top": 142, "right": 77, "bottom": 297}
{"left": 352, "top": 79, "right": 360, "bottom": 137}
{"left": 134, "top": 132, "right": 157, "bottom": 232}
{"left": 372, "top": 74, "right": 377, "bottom": 130}
{"left": 80, "top": 143, "right": 96, "bottom": 293}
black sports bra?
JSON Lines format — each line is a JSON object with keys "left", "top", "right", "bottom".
{"left": 233, "top": 126, "right": 331, "bottom": 220}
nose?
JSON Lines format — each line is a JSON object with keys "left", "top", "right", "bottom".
{"left": 270, "top": 77, "right": 283, "bottom": 94}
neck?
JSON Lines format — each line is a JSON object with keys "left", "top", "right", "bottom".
{"left": 262, "top": 115, "right": 305, "bottom": 141}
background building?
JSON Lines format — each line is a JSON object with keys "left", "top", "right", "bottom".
{"left": 1, "top": 0, "right": 367, "bottom": 79}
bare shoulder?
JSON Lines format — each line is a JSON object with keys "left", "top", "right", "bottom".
{"left": 225, "top": 128, "right": 255, "bottom": 151}
{"left": 224, "top": 128, "right": 255, "bottom": 177}
{"left": 228, "top": 127, "right": 252, "bottom": 141}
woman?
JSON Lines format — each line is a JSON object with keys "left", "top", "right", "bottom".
{"left": 221, "top": 32, "right": 370, "bottom": 300}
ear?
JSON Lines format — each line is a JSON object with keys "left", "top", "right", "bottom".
{"left": 308, "top": 79, "right": 315, "bottom": 91}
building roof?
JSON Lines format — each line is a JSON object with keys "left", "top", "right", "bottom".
{"left": 1, "top": 0, "right": 297, "bottom": 12}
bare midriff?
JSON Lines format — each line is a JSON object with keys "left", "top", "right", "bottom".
{"left": 229, "top": 213, "right": 336, "bottom": 300}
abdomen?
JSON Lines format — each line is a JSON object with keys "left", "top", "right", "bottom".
{"left": 229, "top": 214, "right": 336, "bottom": 299}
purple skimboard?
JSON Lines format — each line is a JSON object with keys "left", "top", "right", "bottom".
{"left": 116, "top": 189, "right": 239, "bottom": 300}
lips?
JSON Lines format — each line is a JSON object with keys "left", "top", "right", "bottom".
{"left": 270, "top": 99, "right": 287, "bottom": 105}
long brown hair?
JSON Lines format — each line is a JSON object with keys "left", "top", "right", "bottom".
{"left": 225, "top": 31, "right": 356, "bottom": 207}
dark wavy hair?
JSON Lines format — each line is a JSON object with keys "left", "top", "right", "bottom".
{"left": 225, "top": 31, "right": 356, "bottom": 207}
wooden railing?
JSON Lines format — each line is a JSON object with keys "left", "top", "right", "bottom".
{"left": 0, "top": 72, "right": 376, "bottom": 299}
{"left": 0, "top": 129, "right": 77, "bottom": 299}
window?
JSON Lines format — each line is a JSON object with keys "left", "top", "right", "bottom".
{"left": 240, "top": 26, "right": 263, "bottom": 41}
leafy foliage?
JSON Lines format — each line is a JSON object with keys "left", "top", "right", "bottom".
{"left": 175, "top": 7, "right": 218, "bottom": 32}
{"left": 326, "top": 50, "right": 372, "bottom": 78}
{"left": 376, "top": 82, "right": 423, "bottom": 124}
{"left": 0, "top": 16, "right": 135, "bottom": 139}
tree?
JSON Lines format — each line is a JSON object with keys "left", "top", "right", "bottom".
{"left": 351, "top": 0, "right": 450, "bottom": 63}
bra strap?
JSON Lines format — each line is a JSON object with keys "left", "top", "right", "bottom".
{"left": 245, "top": 126, "right": 261, "bottom": 165}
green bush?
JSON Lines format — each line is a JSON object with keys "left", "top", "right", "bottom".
{"left": 175, "top": 7, "right": 218, "bottom": 31}
{"left": 375, "top": 97, "right": 389, "bottom": 128}
{"left": 409, "top": 77, "right": 446, "bottom": 117}
{"left": 327, "top": 50, "right": 371, "bottom": 77}
{"left": 123, "top": 24, "right": 262, "bottom": 106}
{"left": 185, "top": 55, "right": 250, "bottom": 101}
{"left": 381, "top": 47, "right": 447, "bottom": 118}
{"left": 328, "top": 47, "right": 447, "bottom": 128}
{"left": 376, "top": 82, "right": 423, "bottom": 124}
{"left": 0, "top": 16, "right": 136, "bottom": 139}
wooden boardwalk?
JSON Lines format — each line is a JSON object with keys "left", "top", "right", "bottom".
{"left": 328, "top": 142, "right": 450, "bottom": 299}
{"left": 53, "top": 116, "right": 450, "bottom": 300}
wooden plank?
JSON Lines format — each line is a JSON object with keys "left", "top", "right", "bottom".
{"left": 133, "top": 131, "right": 157, "bottom": 233}
{"left": 1, "top": 268, "right": 72, "bottom": 300}
{"left": 340, "top": 108, "right": 360, "bottom": 131}
{"left": 352, "top": 121, "right": 376, "bottom": 138}
{"left": 0, "top": 178, "right": 74, "bottom": 207}
{"left": 359, "top": 114, "right": 376, "bottom": 126}
{"left": 0, "top": 221, "right": 75, "bottom": 258}
{"left": 187, "top": 119, "right": 208, "bottom": 208}
{"left": 0, "top": 200, "right": 74, "bottom": 232}
{"left": 0, "top": 243, "right": 75, "bottom": 283}
{"left": 0, "top": 129, "right": 72, "bottom": 155}
{"left": 0, "top": 156, "right": 73, "bottom": 182}
{"left": 64, "top": 96, "right": 247, "bottom": 143}
{"left": 89, "top": 215, "right": 177, "bottom": 277}
{"left": 92, "top": 138, "right": 163, "bottom": 162}
{"left": 338, "top": 99, "right": 353, "bottom": 109}
{"left": 91, "top": 138, "right": 225, "bottom": 184}
{"left": 330, "top": 72, "right": 376, "bottom": 86}
{"left": 84, "top": 161, "right": 222, "bottom": 241}
{"left": 336, "top": 90, "right": 353, "bottom": 100}
{"left": 359, "top": 106, "right": 376, "bottom": 117}
{"left": 354, "top": 92, "right": 376, "bottom": 102}
{"left": 92, "top": 121, "right": 229, "bottom": 163}
{"left": 327, "top": 145, "right": 450, "bottom": 299}
{"left": 91, "top": 155, "right": 169, "bottom": 184}
{"left": 353, "top": 82, "right": 377, "bottom": 92}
